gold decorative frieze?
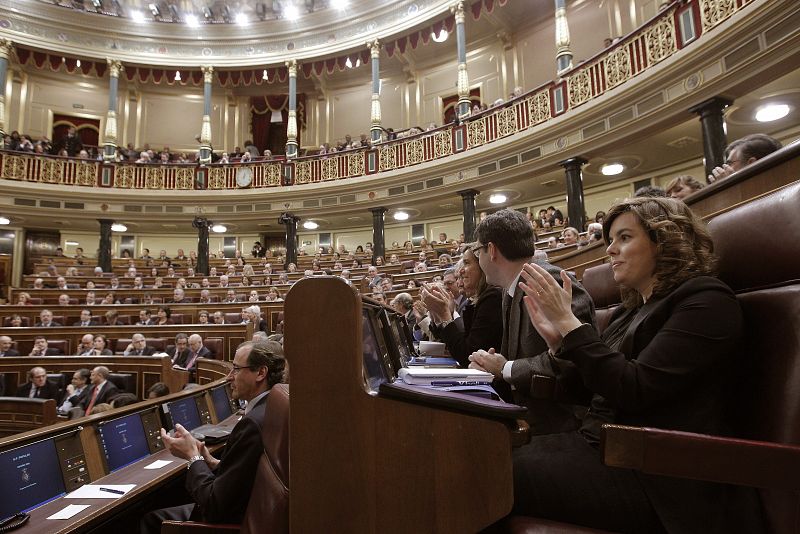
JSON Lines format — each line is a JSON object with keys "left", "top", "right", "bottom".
{"left": 568, "top": 68, "right": 591, "bottom": 107}
{"left": 467, "top": 120, "right": 486, "bottom": 148}
{"left": 604, "top": 47, "right": 632, "bottom": 89}
{"left": 348, "top": 153, "right": 364, "bottom": 177}
{"left": 498, "top": 107, "right": 518, "bottom": 137}
{"left": 700, "top": 0, "right": 736, "bottom": 32}
{"left": 264, "top": 164, "right": 281, "bottom": 186}
{"left": 2, "top": 155, "right": 27, "bottom": 180}
{"left": 175, "top": 168, "right": 194, "bottom": 189}
{"left": 434, "top": 131, "right": 452, "bottom": 158}
{"left": 114, "top": 165, "right": 134, "bottom": 188}
{"left": 40, "top": 158, "right": 63, "bottom": 183}
{"left": 145, "top": 167, "right": 164, "bottom": 189}
{"left": 295, "top": 161, "right": 311, "bottom": 184}
{"left": 379, "top": 146, "right": 397, "bottom": 171}
{"left": 528, "top": 91, "right": 550, "bottom": 125}
{"left": 208, "top": 167, "right": 226, "bottom": 189}
{"left": 406, "top": 139, "right": 424, "bottom": 165}
{"left": 645, "top": 15, "right": 677, "bottom": 65}
{"left": 75, "top": 161, "right": 96, "bottom": 186}
{"left": 321, "top": 157, "right": 338, "bottom": 181}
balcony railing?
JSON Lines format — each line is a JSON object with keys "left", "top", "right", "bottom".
{"left": 0, "top": 0, "right": 754, "bottom": 191}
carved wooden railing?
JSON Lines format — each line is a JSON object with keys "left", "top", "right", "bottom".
{"left": 0, "top": 0, "right": 755, "bottom": 191}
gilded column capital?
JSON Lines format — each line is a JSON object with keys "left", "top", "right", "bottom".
{"left": 202, "top": 65, "right": 214, "bottom": 83}
{"left": 106, "top": 59, "right": 124, "bottom": 78}
{"left": 451, "top": 1, "right": 465, "bottom": 24}
{"left": 0, "top": 39, "right": 14, "bottom": 61}
{"left": 367, "top": 39, "right": 380, "bottom": 58}
{"left": 286, "top": 59, "right": 297, "bottom": 77}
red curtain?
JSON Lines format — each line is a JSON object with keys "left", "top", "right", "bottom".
{"left": 52, "top": 114, "right": 100, "bottom": 150}
{"left": 442, "top": 88, "right": 481, "bottom": 124}
{"left": 249, "top": 96, "right": 306, "bottom": 155}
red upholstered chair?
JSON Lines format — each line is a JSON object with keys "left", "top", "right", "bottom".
{"left": 224, "top": 312, "right": 242, "bottom": 324}
{"left": 579, "top": 263, "right": 620, "bottom": 335}
{"left": 203, "top": 338, "right": 223, "bottom": 360}
{"left": 161, "top": 384, "right": 290, "bottom": 534}
{"left": 3, "top": 316, "right": 30, "bottom": 327}
{"left": 504, "top": 181, "right": 800, "bottom": 534}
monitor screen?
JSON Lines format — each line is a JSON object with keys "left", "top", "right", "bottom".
{"left": 98, "top": 412, "right": 151, "bottom": 472}
{"left": 362, "top": 307, "right": 391, "bottom": 392}
{"left": 165, "top": 397, "right": 203, "bottom": 431}
{"left": 0, "top": 439, "right": 66, "bottom": 520}
{"left": 387, "top": 312, "right": 414, "bottom": 368}
{"left": 210, "top": 386, "right": 232, "bottom": 421}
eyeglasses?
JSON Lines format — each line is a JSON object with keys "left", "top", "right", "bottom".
{"left": 470, "top": 243, "right": 488, "bottom": 257}
{"left": 228, "top": 364, "right": 262, "bottom": 375}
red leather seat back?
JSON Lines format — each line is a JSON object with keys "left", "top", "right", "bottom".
{"left": 242, "top": 383, "right": 290, "bottom": 534}
{"left": 580, "top": 263, "right": 620, "bottom": 335}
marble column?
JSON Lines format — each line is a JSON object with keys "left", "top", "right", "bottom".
{"left": 370, "top": 207, "right": 387, "bottom": 264}
{"left": 458, "top": 189, "right": 480, "bottom": 242}
{"left": 451, "top": 1, "right": 471, "bottom": 119}
{"left": 560, "top": 157, "right": 587, "bottom": 232}
{"left": 104, "top": 59, "right": 123, "bottom": 161}
{"left": 199, "top": 66, "right": 214, "bottom": 164}
{"left": 689, "top": 97, "right": 733, "bottom": 182}
{"left": 0, "top": 39, "right": 14, "bottom": 137}
{"left": 192, "top": 217, "right": 210, "bottom": 276}
{"left": 285, "top": 60, "right": 298, "bottom": 158}
{"left": 280, "top": 212, "right": 299, "bottom": 268}
{"left": 554, "top": 0, "right": 573, "bottom": 74}
{"left": 368, "top": 40, "right": 383, "bottom": 143}
{"left": 98, "top": 219, "right": 113, "bottom": 273}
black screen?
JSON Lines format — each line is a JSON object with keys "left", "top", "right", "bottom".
{"left": 0, "top": 439, "right": 66, "bottom": 520}
{"left": 165, "top": 397, "right": 203, "bottom": 430}
{"left": 362, "top": 307, "right": 390, "bottom": 392}
{"left": 98, "top": 412, "right": 151, "bottom": 472}
{"left": 210, "top": 386, "right": 232, "bottom": 421}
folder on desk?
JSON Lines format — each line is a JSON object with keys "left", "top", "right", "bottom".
{"left": 397, "top": 367, "right": 494, "bottom": 386}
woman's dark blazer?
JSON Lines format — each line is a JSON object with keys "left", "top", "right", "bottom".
{"left": 436, "top": 286, "right": 503, "bottom": 367}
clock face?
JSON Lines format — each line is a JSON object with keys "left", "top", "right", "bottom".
{"left": 236, "top": 167, "right": 253, "bottom": 187}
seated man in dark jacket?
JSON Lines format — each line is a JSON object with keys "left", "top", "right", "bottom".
{"left": 140, "top": 341, "right": 286, "bottom": 533}
{"left": 16, "top": 366, "right": 60, "bottom": 399}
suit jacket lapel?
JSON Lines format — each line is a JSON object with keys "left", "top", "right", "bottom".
{"left": 619, "top": 300, "right": 656, "bottom": 358}
{"left": 500, "top": 291, "right": 512, "bottom": 356}
{"left": 508, "top": 287, "right": 524, "bottom": 360}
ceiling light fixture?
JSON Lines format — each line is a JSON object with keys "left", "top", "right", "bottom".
{"left": 174, "top": 70, "right": 181, "bottom": 81}
{"left": 0, "top": 216, "right": 10, "bottom": 225}
{"left": 211, "top": 224, "right": 227, "bottom": 233}
{"left": 185, "top": 13, "right": 199, "bottom": 26}
{"left": 76, "top": 59, "right": 81, "bottom": 67}
{"left": 111, "top": 223, "right": 127, "bottom": 232}
{"left": 283, "top": 4, "right": 299, "bottom": 20}
{"left": 262, "top": 69, "right": 269, "bottom": 80}
{"left": 330, "top": 0, "right": 347, "bottom": 9}
{"left": 303, "top": 221, "right": 319, "bottom": 230}
{"left": 393, "top": 211, "right": 409, "bottom": 221}
{"left": 130, "top": 10, "right": 145, "bottom": 22}
{"left": 345, "top": 57, "right": 353, "bottom": 69}
{"left": 755, "top": 103, "right": 790, "bottom": 122}
{"left": 148, "top": 3, "right": 159, "bottom": 16}
{"left": 600, "top": 163, "right": 624, "bottom": 176}
{"left": 431, "top": 28, "right": 448, "bottom": 43}
{"left": 203, "top": 6, "right": 212, "bottom": 19}
{"left": 236, "top": 12, "right": 248, "bottom": 24}
{"left": 489, "top": 193, "right": 507, "bottom": 204}
{"left": 65, "top": 240, "right": 79, "bottom": 246}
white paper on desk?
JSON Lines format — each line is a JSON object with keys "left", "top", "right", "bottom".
{"left": 65, "top": 484, "right": 136, "bottom": 499}
{"left": 143, "top": 459, "right": 173, "bottom": 470}
{"left": 47, "top": 504, "right": 91, "bottom": 520}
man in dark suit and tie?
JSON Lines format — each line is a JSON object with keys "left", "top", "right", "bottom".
{"left": 124, "top": 333, "right": 157, "bottom": 356}
{"left": 468, "top": 209, "right": 596, "bottom": 434}
{"left": 0, "top": 335, "right": 20, "bottom": 395}
{"left": 35, "top": 309, "right": 62, "bottom": 327}
{"left": 140, "top": 341, "right": 286, "bottom": 533}
{"left": 58, "top": 369, "right": 91, "bottom": 414}
{"left": 172, "top": 334, "right": 211, "bottom": 373}
{"left": 167, "top": 333, "right": 190, "bottom": 364}
{"left": 81, "top": 366, "right": 120, "bottom": 415}
{"left": 72, "top": 309, "right": 99, "bottom": 327}
{"left": 15, "top": 366, "right": 60, "bottom": 400}
{"left": 29, "top": 336, "right": 63, "bottom": 356}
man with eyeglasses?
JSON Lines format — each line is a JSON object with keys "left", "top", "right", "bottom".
{"left": 141, "top": 341, "right": 286, "bottom": 533}
{"left": 467, "top": 209, "right": 596, "bottom": 435}
{"left": 707, "top": 133, "right": 782, "bottom": 183}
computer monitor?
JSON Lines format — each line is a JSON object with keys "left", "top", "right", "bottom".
{"left": 163, "top": 396, "right": 203, "bottom": 431}
{"left": 361, "top": 305, "right": 393, "bottom": 392}
{"left": 0, "top": 438, "right": 66, "bottom": 520}
{"left": 98, "top": 412, "right": 151, "bottom": 472}
{"left": 386, "top": 311, "right": 415, "bottom": 368}
{"left": 210, "top": 385, "right": 233, "bottom": 421}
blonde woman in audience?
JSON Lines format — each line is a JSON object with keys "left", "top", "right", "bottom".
{"left": 242, "top": 264, "right": 255, "bottom": 278}
{"left": 266, "top": 286, "right": 283, "bottom": 302}
{"left": 287, "top": 263, "right": 297, "bottom": 273}
{"left": 404, "top": 241, "right": 414, "bottom": 254}
{"left": 562, "top": 227, "right": 580, "bottom": 246}
{"left": 249, "top": 290, "right": 260, "bottom": 302}
{"left": 389, "top": 254, "right": 400, "bottom": 264}
{"left": 665, "top": 175, "right": 704, "bottom": 200}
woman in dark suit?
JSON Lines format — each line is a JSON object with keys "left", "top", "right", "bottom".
{"left": 424, "top": 246, "right": 502, "bottom": 366}
{"left": 509, "top": 197, "right": 763, "bottom": 533}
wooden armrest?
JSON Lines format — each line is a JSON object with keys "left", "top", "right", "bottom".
{"left": 602, "top": 424, "right": 800, "bottom": 491}
{"left": 161, "top": 520, "right": 240, "bottom": 533}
